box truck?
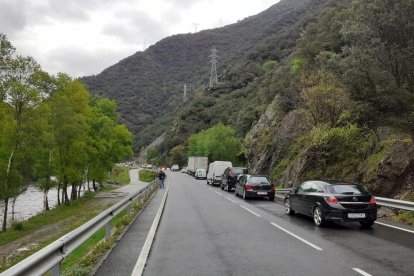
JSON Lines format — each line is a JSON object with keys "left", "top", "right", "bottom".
{"left": 187, "top": 156, "right": 208, "bottom": 176}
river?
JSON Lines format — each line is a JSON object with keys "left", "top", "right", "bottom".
{"left": 0, "top": 184, "right": 87, "bottom": 229}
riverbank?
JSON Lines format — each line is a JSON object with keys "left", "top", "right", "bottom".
{"left": 0, "top": 168, "right": 144, "bottom": 272}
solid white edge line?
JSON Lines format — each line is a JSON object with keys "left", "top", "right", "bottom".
{"left": 240, "top": 205, "right": 261, "bottom": 217}
{"left": 131, "top": 186, "right": 169, "bottom": 276}
{"left": 271, "top": 222, "right": 323, "bottom": 251}
{"left": 225, "top": 196, "right": 236, "bottom": 203}
{"left": 214, "top": 191, "right": 223, "bottom": 196}
{"left": 208, "top": 187, "right": 214, "bottom": 191}
{"left": 375, "top": 221, "right": 414, "bottom": 234}
{"left": 352, "top": 268, "right": 372, "bottom": 276}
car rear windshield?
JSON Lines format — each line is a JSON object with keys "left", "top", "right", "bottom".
{"left": 327, "top": 185, "right": 367, "bottom": 195}
{"left": 233, "top": 168, "right": 248, "bottom": 174}
{"left": 249, "top": 176, "right": 270, "bottom": 184}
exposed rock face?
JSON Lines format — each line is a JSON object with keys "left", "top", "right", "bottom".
{"left": 137, "top": 133, "right": 166, "bottom": 164}
{"left": 360, "top": 128, "right": 414, "bottom": 197}
{"left": 245, "top": 96, "right": 309, "bottom": 175}
{"left": 248, "top": 113, "right": 414, "bottom": 197}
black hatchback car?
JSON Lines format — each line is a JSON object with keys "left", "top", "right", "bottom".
{"left": 221, "top": 167, "right": 248, "bottom": 192}
{"left": 235, "top": 174, "right": 275, "bottom": 200}
{"left": 285, "top": 181, "right": 377, "bottom": 227}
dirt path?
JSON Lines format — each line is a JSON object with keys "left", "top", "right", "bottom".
{"left": 0, "top": 169, "right": 147, "bottom": 269}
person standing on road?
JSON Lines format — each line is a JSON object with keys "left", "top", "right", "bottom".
{"left": 158, "top": 169, "right": 166, "bottom": 188}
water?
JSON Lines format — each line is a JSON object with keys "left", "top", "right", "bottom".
{"left": 0, "top": 184, "right": 87, "bottom": 228}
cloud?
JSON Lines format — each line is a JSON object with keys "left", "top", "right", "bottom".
{"left": 44, "top": 46, "right": 137, "bottom": 77}
{"left": 0, "top": 0, "right": 27, "bottom": 35}
{"left": 102, "top": 9, "right": 167, "bottom": 44}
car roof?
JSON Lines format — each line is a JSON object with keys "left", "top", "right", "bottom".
{"left": 303, "top": 180, "right": 360, "bottom": 186}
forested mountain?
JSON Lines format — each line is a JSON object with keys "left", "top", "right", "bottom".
{"left": 85, "top": 0, "right": 414, "bottom": 201}
{"left": 82, "top": 0, "right": 332, "bottom": 150}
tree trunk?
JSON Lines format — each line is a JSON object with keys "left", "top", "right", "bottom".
{"left": 57, "top": 186, "right": 61, "bottom": 205}
{"left": 92, "top": 179, "right": 97, "bottom": 192}
{"left": 2, "top": 198, "right": 9, "bottom": 232}
{"left": 87, "top": 179, "right": 90, "bottom": 191}
{"left": 78, "top": 183, "right": 82, "bottom": 198}
{"left": 44, "top": 189, "right": 50, "bottom": 211}
{"left": 11, "top": 197, "right": 17, "bottom": 222}
{"left": 71, "top": 184, "right": 76, "bottom": 200}
{"left": 63, "top": 176, "right": 69, "bottom": 204}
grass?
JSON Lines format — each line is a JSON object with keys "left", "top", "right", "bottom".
{"left": 0, "top": 193, "right": 97, "bottom": 246}
{"left": 108, "top": 167, "right": 130, "bottom": 185}
{"left": 61, "top": 209, "right": 129, "bottom": 274}
{"left": 395, "top": 211, "right": 414, "bottom": 226}
{"left": 61, "top": 194, "right": 154, "bottom": 275}
{"left": 139, "top": 169, "right": 156, "bottom": 183}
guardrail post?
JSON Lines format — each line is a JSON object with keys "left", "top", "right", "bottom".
{"left": 105, "top": 222, "right": 111, "bottom": 241}
{"left": 127, "top": 205, "right": 131, "bottom": 215}
{"left": 51, "top": 261, "right": 61, "bottom": 276}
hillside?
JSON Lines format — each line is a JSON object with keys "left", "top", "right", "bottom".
{"left": 82, "top": 0, "right": 330, "bottom": 150}
{"left": 149, "top": 0, "right": 414, "bottom": 200}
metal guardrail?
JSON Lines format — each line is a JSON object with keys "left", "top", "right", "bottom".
{"left": 274, "top": 189, "right": 414, "bottom": 211}
{"left": 1, "top": 180, "right": 158, "bottom": 276}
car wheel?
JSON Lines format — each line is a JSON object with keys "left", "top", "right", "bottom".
{"left": 227, "top": 185, "right": 231, "bottom": 192}
{"left": 269, "top": 196, "right": 275, "bottom": 201}
{"left": 313, "top": 207, "right": 325, "bottom": 227}
{"left": 243, "top": 190, "right": 248, "bottom": 200}
{"left": 285, "top": 199, "right": 295, "bottom": 216}
{"left": 359, "top": 220, "right": 374, "bottom": 228}
{"left": 221, "top": 185, "right": 224, "bottom": 190}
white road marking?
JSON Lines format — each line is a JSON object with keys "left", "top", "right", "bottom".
{"left": 225, "top": 196, "right": 236, "bottom": 203}
{"left": 240, "top": 205, "right": 261, "bottom": 217}
{"left": 271, "top": 222, "right": 323, "bottom": 251}
{"left": 131, "top": 187, "right": 169, "bottom": 276}
{"left": 208, "top": 187, "right": 214, "bottom": 191}
{"left": 352, "top": 268, "right": 372, "bottom": 276}
{"left": 375, "top": 221, "right": 414, "bottom": 234}
{"left": 214, "top": 191, "right": 223, "bottom": 196}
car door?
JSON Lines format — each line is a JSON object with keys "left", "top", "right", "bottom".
{"left": 292, "top": 182, "right": 310, "bottom": 214}
{"left": 302, "top": 182, "right": 323, "bottom": 216}
{"left": 237, "top": 175, "right": 246, "bottom": 195}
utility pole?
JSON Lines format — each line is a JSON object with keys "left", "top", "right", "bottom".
{"left": 209, "top": 46, "right": 218, "bottom": 88}
{"left": 192, "top": 23, "right": 200, "bottom": 33}
{"left": 183, "top": 83, "right": 188, "bottom": 103}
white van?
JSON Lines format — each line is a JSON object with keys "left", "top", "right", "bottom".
{"left": 207, "top": 161, "right": 232, "bottom": 186}
{"left": 195, "top": 168, "right": 207, "bottom": 179}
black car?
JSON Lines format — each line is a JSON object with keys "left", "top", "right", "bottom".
{"left": 221, "top": 167, "right": 248, "bottom": 192}
{"left": 285, "top": 181, "right": 377, "bottom": 227}
{"left": 235, "top": 174, "right": 275, "bottom": 200}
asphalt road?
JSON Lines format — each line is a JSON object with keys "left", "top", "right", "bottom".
{"left": 143, "top": 172, "right": 414, "bottom": 276}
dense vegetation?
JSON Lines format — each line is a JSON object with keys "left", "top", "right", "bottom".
{"left": 0, "top": 34, "right": 133, "bottom": 231}
{"left": 82, "top": 0, "right": 331, "bottom": 151}
{"left": 141, "top": 0, "right": 414, "bottom": 199}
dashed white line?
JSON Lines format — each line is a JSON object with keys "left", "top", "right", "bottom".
{"left": 271, "top": 222, "right": 323, "bottom": 251}
{"left": 214, "top": 191, "right": 223, "bottom": 196}
{"left": 208, "top": 187, "right": 214, "bottom": 191}
{"left": 225, "top": 196, "right": 236, "bottom": 203}
{"left": 375, "top": 221, "right": 414, "bottom": 234}
{"left": 352, "top": 268, "right": 372, "bottom": 276}
{"left": 240, "top": 205, "right": 261, "bottom": 217}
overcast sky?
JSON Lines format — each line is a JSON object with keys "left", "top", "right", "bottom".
{"left": 0, "top": 0, "right": 279, "bottom": 77}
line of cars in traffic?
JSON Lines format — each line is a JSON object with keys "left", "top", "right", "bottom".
{"left": 173, "top": 158, "right": 378, "bottom": 228}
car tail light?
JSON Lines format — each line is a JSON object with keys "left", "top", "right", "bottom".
{"left": 270, "top": 183, "right": 275, "bottom": 192}
{"left": 325, "top": 196, "right": 339, "bottom": 205}
{"left": 245, "top": 183, "right": 253, "bottom": 190}
{"left": 369, "top": 197, "right": 376, "bottom": 204}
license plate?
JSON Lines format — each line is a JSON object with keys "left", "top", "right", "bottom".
{"left": 348, "top": 213, "right": 366, "bottom": 219}
{"left": 257, "top": 192, "right": 267, "bottom": 195}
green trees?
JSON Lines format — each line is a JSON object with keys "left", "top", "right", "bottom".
{"left": 188, "top": 123, "right": 243, "bottom": 164}
{"left": 0, "top": 34, "right": 133, "bottom": 231}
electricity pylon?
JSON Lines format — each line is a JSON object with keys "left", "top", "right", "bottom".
{"left": 209, "top": 46, "right": 218, "bottom": 88}
{"left": 183, "top": 83, "right": 188, "bottom": 103}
